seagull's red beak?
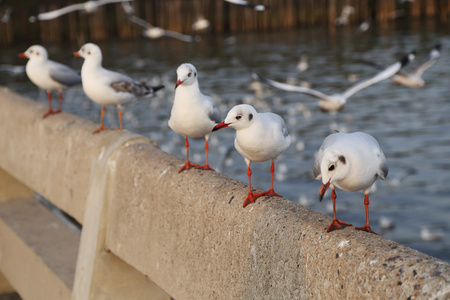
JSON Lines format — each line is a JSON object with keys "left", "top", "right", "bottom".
{"left": 319, "top": 179, "right": 331, "bottom": 202}
{"left": 212, "top": 121, "right": 230, "bottom": 132}
{"left": 175, "top": 79, "right": 183, "bottom": 89}
{"left": 73, "top": 51, "right": 81, "bottom": 57}
{"left": 18, "top": 53, "right": 27, "bottom": 58}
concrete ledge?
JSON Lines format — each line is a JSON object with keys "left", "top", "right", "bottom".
{"left": 0, "top": 197, "right": 79, "bottom": 300}
{"left": 105, "top": 143, "right": 450, "bottom": 299}
{"left": 0, "top": 88, "right": 449, "bottom": 299}
{"left": 0, "top": 87, "right": 152, "bottom": 224}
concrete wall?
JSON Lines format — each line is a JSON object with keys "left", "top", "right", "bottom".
{"left": 0, "top": 87, "right": 449, "bottom": 299}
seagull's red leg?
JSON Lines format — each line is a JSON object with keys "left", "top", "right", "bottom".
{"left": 53, "top": 91, "right": 63, "bottom": 114}
{"left": 93, "top": 105, "right": 106, "bottom": 133}
{"left": 178, "top": 137, "right": 199, "bottom": 172}
{"left": 326, "top": 189, "right": 352, "bottom": 232}
{"left": 356, "top": 194, "right": 377, "bottom": 234}
{"left": 243, "top": 165, "right": 263, "bottom": 207}
{"left": 262, "top": 161, "right": 282, "bottom": 197}
{"left": 196, "top": 137, "right": 214, "bottom": 171}
{"left": 42, "top": 91, "right": 54, "bottom": 118}
{"left": 114, "top": 105, "right": 123, "bottom": 131}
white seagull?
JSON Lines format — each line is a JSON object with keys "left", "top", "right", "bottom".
{"left": 314, "top": 132, "right": 388, "bottom": 234}
{"left": 392, "top": 43, "right": 441, "bottom": 88}
{"left": 18, "top": 45, "right": 81, "bottom": 118}
{"left": 253, "top": 51, "right": 415, "bottom": 112}
{"left": 125, "top": 13, "right": 200, "bottom": 42}
{"left": 224, "top": 0, "right": 268, "bottom": 11}
{"left": 29, "top": 0, "right": 133, "bottom": 22}
{"left": 169, "top": 63, "right": 221, "bottom": 172}
{"left": 74, "top": 43, "right": 163, "bottom": 133}
{"left": 213, "top": 104, "right": 291, "bottom": 207}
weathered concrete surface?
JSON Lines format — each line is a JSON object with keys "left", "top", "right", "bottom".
{"left": 0, "top": 197, "right": 79, "bottom": 300}
{"left": 0, "top": 272, "right": 15, "bottom": 295}
{"left": 0, "top": 87, "right": 148, "bottom": 224}
{"left": 0, "top": 88, "right": 449, "bottom": 299}
{"left": 104, "top": 136, "right": 450, "bottom": 299}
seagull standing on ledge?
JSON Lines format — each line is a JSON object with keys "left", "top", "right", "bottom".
{"left": 253, "top": 51, "right": 415, "bottom": 112}
{"left": 74, "top": 43, "right": 163, "bottom": 133}
{"left": 169, "top": 63, "right": 221, "bottom": 172}
{"left": 314, "top": 132, "right": 388, "bottom": 234}
{"left": 213, "top": 104, "right": 291, "bottom": 207}
{"left": 19, "top": 45, "right": 81, "bottom": 118}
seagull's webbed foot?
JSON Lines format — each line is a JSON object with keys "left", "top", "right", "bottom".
{"left": 243, "top": 192, "right": 264, "bottom": 207}
{"left": 178, "top": 161, "right": 199, "bottom": 173}
{"left": 326, "top": 219, "right": 352, "bottom": 232}
{"left": 355, "top": 225, "right": 378, "bottom": 235}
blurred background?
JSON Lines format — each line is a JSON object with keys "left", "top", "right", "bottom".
{"left": 0, "top": 0, "right": 449, "bottom": 273}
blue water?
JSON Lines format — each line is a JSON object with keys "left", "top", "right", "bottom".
{"left": 1, "top": 21, "right": 449, "bottom": 262}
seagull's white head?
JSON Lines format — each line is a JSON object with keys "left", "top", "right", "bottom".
{"left": 318, "top": 150, "right": 350, "bottom": 201}
{"left": 18, "top": 45, "right": 48, "bottom": 61}
{"left": 213, "top": 104, "right": 258, "bottom": 132}
{"left": 175, "top": 63, "right": 198, "bottom": 88}
{"left": 73, "top": 43, "right": 103, "bottom": 64}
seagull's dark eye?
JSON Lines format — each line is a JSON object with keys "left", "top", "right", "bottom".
{"left": 36, "top": 52, "right": 39, "bottom": 56}
{"left": 194, "top": 72, "right": 197, "bottom": 77}
{"left": 236, "top": 115, "right": 242, "bottom": 120}
{"left": 328, "top": 165, "right": 335, "bottom": 171}
{"left": 188, "top": 72, "right": 192, "bottom": 77}
{"left": 249, "top": 113, "right": 253, "bottom": 121}
{"left": 87, "top": 51, "right": 91, "bottom": 55}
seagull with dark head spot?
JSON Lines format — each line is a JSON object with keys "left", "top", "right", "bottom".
{"left": 169, "top": 63, "right": 221, "bottom": 172}
{"left": 392, "top": 43, "right": 441, "bottom": 88}
{"left": 74, "top": 43, "right": 163, "bottom": 133}
{"left": 19, "top": 45, "right": 81, "bottom": 118}
{"left": 314, "top": 132, "right": 388, "bottom": 234}
{"left": 213, "top": 104, "right": 291, "bottom": 207}
{"left": 253, "top": 51, "right": 415, "bottom": 112}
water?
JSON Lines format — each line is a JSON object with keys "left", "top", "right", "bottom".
{"left": 1, "top": 21, "right": 449, "bottom": 262}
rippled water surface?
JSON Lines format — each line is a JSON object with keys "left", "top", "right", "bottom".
{"left": 2, "top": 22, "right": 449, "bottom": 262}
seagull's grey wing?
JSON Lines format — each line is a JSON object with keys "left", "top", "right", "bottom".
{"left": 342, "top": 51, "right": 414, "bottom": 99}
{"left": 98, "top": 0, "right": 136, "bottom": 6}
{"left": 35, "top": 3, "right": 86, "bottom": 21}
{"left": 412, "top": 46, "right": 440, "bottom": 77}
{"left": 126, "top": 14, "right": 152, "bottom": 29}
{"left": 204, "top": 95, "right": 221, "bottom": 124}
{"left": 163, "top": 29, "right": 199, "bottom": 42}
{"left": 48, "top": 62, "right": 81, "bottom": 86}
{"left": 224, "top": 0, "right": 250, "bottom": 6}
{"left": 252, "top": 73, "right": 331, "bottom": 101}
{"left": 377, "top": 152, "right": 389, "bottom": 180}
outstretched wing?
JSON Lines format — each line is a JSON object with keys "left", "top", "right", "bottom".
{"left": 252, "top": 73, "right": 331, "bottom": 101}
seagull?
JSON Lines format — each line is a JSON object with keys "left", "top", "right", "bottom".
{"left": 29, "top": 0, "right": 133, "bottom": 22}
{"left": 73, "top": 43, "right": 163, "bottom": 133}
{"left": 18, "top": 45, "right": 81, "bottom": 118}
{"left": 169, "top": 63, "right": 221, "bottom": 172}
{"left": 253, "top": 51, "right": 415, "bottom": 112}
{"left": 213, "top": 104, "right": 291, "bottom": 207}
{"left": 335, "top": 5, "right": 354, "bottom": 26}
{"left": 191, "top": 14, "right": 210, "bottom": 32}
{"left": 297, "top": 51, "right": 309, "bottom": 72}
{"left": 124, "top": 13, "right": 200, "bottom": 42}
{"left": 1, "top": 6, "right": 12, "bottom": 23}
{"left": 392, "top": 43, "right": 441, "bottom": 88}
{"left": 314, "top": 132, "right": 388, "bottom": 234}
{"left": 224, "top": 0, "right": 268, "bottom": 11}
